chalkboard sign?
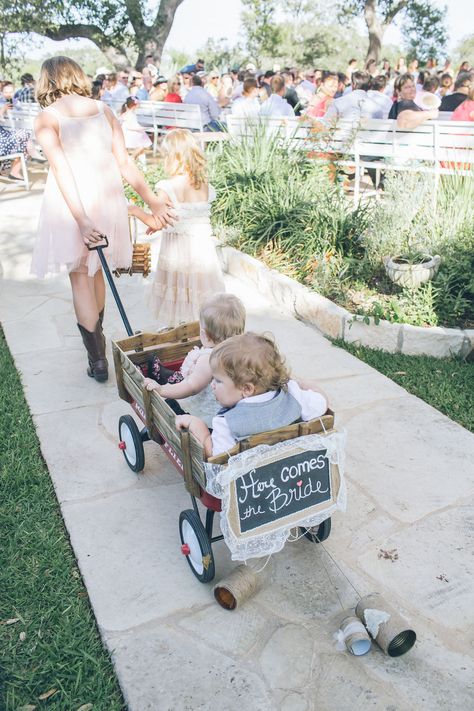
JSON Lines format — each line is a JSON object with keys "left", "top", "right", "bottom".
{"left": 230, "top": 448, "right": 332, "bottom": 535}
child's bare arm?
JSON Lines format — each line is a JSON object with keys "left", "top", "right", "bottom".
{"left": 175, "top": 415, "right": 213, "bottom": 457}
{"left": 295, "top": 378, "right": 329, "bottom": 404}
{"left": 128, "top": 203, "right": 158, "bottom": 231}
{"left": 159, "top": 354, "right": 212, "bottom": 399}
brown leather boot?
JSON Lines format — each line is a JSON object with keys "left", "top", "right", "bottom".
{"left": 77, "top": 319, "right": 108, "bottom": 382}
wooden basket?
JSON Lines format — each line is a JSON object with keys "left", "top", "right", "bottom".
{"left": 114, "top": 216, "right": 152, "bottom": 278}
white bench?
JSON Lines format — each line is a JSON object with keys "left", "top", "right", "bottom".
{"left": 226, "top": 115, "right": 474, "bottom": 202}
{"left": 0, "top": 102, "right": 40, "bottom": 134}
{"left": 349, "top": 118, "right": 474, "bottom": 202}
{"left": 0, "top": 152, "right": 29, "bottom": 190}
{"left": 136, "top": 101, "right": 227, "bottom": 153}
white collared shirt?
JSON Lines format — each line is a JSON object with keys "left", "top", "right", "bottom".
{"left": 260, "top": 94, "right": 295, "bottom": 118}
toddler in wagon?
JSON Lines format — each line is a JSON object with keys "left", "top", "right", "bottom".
{"left": 175, "top": 332, "right": 328, "bottom": 456}
{"left": 142, "top": 293, "right": 246, "bottom": 427}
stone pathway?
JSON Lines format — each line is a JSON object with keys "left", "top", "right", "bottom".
{"left": 1, "top": 183, "right": 474, "bottom": 711}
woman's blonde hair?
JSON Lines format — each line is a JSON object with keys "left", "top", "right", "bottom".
{"left": 36, "top": 56, "right": 91, "bottom": 107}
{"left": 200, "top": 293, "right": 246, "bottom": 344}
{"left": 210, "top": 332, "right": 290, "bottom": 391}
{"left": 167, "top": 75, "right": 181, "bottom": 94}
{"left": 160, "top": 128, "right": 207, "bottom": 189}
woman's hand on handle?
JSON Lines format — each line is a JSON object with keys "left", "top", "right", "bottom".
{"left": 77, "top": 216, "right": 105, "bottom": 248}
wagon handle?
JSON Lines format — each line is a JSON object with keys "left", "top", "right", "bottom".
{"left": 88, "top": 235, "right": 134, "bottom": 337}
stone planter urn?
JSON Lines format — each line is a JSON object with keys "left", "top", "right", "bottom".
{"left": 383, "top": 254, "right": 441, "bottom": 288}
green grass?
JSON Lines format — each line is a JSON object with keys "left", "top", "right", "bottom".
{"left": 334, "top": 339, "right": 474, "bottom": 432}
{"left": 0, "top": 328, "right": 125, "bottom": 711}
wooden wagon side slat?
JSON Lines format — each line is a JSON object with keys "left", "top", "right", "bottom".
{"left": 114, "top": 321, "right": 201, "bottom": 354}
{"left": 180, "top": 430, "right": 201, "bottom": 497}
{"left": 112, "top": 342, "right": 131, "bottom": 404}
{"left": 123, "top": 369, "right": 145, "bottom": 410}
{"left": 151, "top": 397, "right": 183, "bottom": 452}
{"left": 206, "top": 411, "right": 335, "bottom": 466}
{"left": 189, "top": 436, "right": 207, "bottom": 489}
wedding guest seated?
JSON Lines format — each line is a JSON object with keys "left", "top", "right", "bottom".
{"left": 231, "top": 77, "right": 260, "bottom": 118}
{"left": 388, "top": 73, "right": 438, "bottom": 128}
{"left": 422, "top": 75, "right": 440, "bottom": 94}
{"left": 164, "top": 76, "right": 183, "bottom": 103}
{"left": 305, "top": 72, "right": 338, "bottom": 118}
{"left": 440, "top": 72, "right": 472, "bottom": 112}
{"left": 184, "top": 74, "right": 222, "bottom": 130}
{"left": 260, "top": 75, "right": 295, "bottom": 118}
{"left": 323, "top": 71, "right": 379, "bottom": 122}
{"left": 367, "top": 75, "right": 393, "bottom": 118}
{"left": 438, "top": 72, "right": 453, "bottom": 98}
{"left": 14, "top": 74, "right": 36, "bottom": 103}
{"left": 283, "top": 72, "right": 300, "bottom": 113}
{"left": 0, "top": 103, "right": 38, "bottom": 181}
{"left": 451, "top": 78, "right": 474, "bottom": 121}
{"left": 149, "top": 76, "right": 168, "bottom": 102}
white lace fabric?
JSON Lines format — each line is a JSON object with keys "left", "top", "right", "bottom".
{"left": 204, "top": 430, "right": 347, "bottom": 561}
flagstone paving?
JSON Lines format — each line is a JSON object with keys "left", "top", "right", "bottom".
{"left": 1, "top": 183, "right": 474, "bottom": 710}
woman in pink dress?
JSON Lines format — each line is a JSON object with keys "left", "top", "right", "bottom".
{"left": 164, "top": 77, "right": 183, "bottom": 103}
{"left": 31, "top": 56, "right": 173, "bottom": 382}
{"left": 451, "top": 82, "right": 474, "bottom": 121}
{"left": 305, "top": 72, "right": 338, "bottom": 118}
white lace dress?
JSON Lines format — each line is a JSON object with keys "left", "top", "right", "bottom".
{"left": 149, "top": 179, "right": 225, "bottom": 327}
{"left": 177, "top": 346, "right": 218, "bottom": 427}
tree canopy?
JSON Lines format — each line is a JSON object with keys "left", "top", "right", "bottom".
{"left": 0, "top": 0, "right": 184, "bottom": 71}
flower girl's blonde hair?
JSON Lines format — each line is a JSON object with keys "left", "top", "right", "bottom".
{"left": 160, "top": 129, "right": 207, "bottom": 189}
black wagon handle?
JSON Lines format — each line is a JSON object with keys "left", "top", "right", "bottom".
{"left": 88, "top": 234, "right": 134, "bottom": 337}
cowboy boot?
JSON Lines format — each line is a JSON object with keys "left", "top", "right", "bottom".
{"left": 77, "top": 319, "right": 108, "bottom": 382}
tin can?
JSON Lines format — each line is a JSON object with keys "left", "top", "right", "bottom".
{"left": 339, "top": 615, "right": 372, "bottom": 656}
{"left": 355, "top": 592, "right": 416, "bottom": 657}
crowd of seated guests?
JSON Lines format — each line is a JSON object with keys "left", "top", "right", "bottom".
{"left": 2, "top": 54, "right": 473, "bottom": 176}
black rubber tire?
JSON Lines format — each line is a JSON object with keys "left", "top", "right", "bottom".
{"left": 179, "top": 509, "right": 215, "bottom": 583}
{"left": 300, "top": 517, "right": 332, "bottom": 543}
{"left": 118, "top": 415, "right": 145, "bottom": 473}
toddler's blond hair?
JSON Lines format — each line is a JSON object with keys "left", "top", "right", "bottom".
{"left": 210, "top": 332, "right": 290, "bottom": 391}
{"left": 200, "top": 293, "right": 246, "bottom": 345}
{"left": 161, "top": 128, "right": 207, "bottom": 189}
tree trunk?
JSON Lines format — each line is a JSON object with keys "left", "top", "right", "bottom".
{"left": 364, "top": 0, "right": 384, "bottom": 63}
{"left": 45, "top": 24, "right": 132, "bottom": 71}
{"left": 132, "top": 0, "right": 185, "bottom": 69}
{"left": 134, "top": 33, "right": 167, "bottom": 71}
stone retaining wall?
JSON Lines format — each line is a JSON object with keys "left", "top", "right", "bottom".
{"left": 219, "top": 246, "right": 474, "bottom": 360}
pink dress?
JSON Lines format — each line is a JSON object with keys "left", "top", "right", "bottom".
{"left": 31, "top": 100, "right": 131, "bottom": 277}
{"left": 451, "top": 100, "right": 474, "bottom": 122}
{"left": 119, "top": 109, "right": 152, "bottom": 149}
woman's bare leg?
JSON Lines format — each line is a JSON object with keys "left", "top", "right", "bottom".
{"left": 93, "top": 269, "right": 106, "bottom": 315}
{"left": 69, "top": 268, "right": 100, "bottom": 330}
{"left": 10, "top": 158, "right": 23, "bottom": 179}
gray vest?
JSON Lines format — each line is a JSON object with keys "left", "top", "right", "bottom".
{"left": 224, "top": 389, "right": 302, "bottom": 440}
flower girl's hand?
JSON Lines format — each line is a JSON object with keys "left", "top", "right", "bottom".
{"left": 143, "top": 378, "right": 161, "bottom": 392}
